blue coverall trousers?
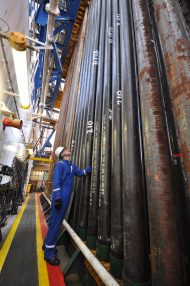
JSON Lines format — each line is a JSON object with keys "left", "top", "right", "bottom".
{"left": 44, "top": 194, "right": 70, "bottom": 259}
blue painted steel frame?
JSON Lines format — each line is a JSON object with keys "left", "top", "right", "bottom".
{"left": 32, "top": 0, "right": 82, "bottom": 156}
{"left": 37, "top": 128, "right": 55, "bottom": 157}
{"left": 33, "top": 0, "right": 82, "bottom": 112}
{"left": 33, "top": 26, "right": 46, "bottom": 107}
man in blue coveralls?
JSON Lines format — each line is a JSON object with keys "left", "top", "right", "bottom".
{"left": 44, "top": 146, "right": 91, "bottom": 266}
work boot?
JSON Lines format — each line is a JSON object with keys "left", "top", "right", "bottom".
{"left": 42, "top": 242, "right": 58, "bottom": 254}
{"left": 44, "top": 256, "right": 60, "bottom": 266}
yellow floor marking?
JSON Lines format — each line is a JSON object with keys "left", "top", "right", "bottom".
{"left": 35, "top": 194, "right": 50, "bottom": 286}
{"left": 0, "top": 195, "right": 30, "bottom": 272}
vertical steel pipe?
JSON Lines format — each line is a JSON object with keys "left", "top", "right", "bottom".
{"left": 152, "top": 0, "right": 190, "bottom": 207}
{"left": 52, "top": 53, "right": 76, "bottom": 160}
{"left": 110, "top": 0, "right": 123, "bottom": 263}
{"left": 131, "top": 0, "right": 186, "bottom": 284}
{"left": 61, "top": 49, "right": 78, "bottom": 146}
{"left": 71, "top": 5, "right": 95, "bottom": 229}
{"left": 71, "top": 9, "right": 91, "bottom": 165}
{"left": 86, "top": 0, "right": 107, "bottom": 250}
{"left": 66, "top": 9, "right": 88, "bottom": 149}
{"left": 62, "top": 10, "right": 88, "bottom": 150}
{"left": 149, "top": 2, "right": 190, "bottom": 280}
{"left": 55, "top": 11, "right": 89, "bottom": 223}
{"left": 95, "top": 0, "right": 112, "bottom": 253}
{"left": 77, "top": 0, "right": 102, "bottom": 238}
{"left": 120, "top": 0, "right": 150, "bottom": 284}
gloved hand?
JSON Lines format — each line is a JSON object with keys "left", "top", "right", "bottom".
{"left": 55, "top": 198, "right": 62, "bottom": 210}
{"left": 84, "top": 166, "right": 92, "bottom": 175}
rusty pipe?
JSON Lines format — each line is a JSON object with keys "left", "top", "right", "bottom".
{"left": 131, "top": 0, "right": 186, "bottom": 284}
{"left": 152, "top": 0, "right": 190, "bottom": 202}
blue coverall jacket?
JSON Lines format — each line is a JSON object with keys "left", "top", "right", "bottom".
{"left": 44, "top": 159, "right": 87, "bottom": 259}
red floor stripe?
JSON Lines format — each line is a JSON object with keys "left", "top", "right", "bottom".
{"left": 37, "top": 194, "right": 66, "bottom": 286}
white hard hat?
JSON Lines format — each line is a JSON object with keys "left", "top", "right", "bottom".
{"left": 55, "top": 146, "right": 65, "bottom": 158}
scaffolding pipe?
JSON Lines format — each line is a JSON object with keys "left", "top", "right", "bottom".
{"left": 63, "top": 220, "right": 120, "bottom": 286}
{"left": 42, "top": 194, "right": 119, "bottom": 286}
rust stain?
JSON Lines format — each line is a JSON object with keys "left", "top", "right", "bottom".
{"left": 181, "top": 143, "right": 190, "bottom": 173}
{"left": 172, "top": 81, "right": 190, "bottom": 101}
{"left": 139, "top": 66, "right": 154, "bottom": 79}
{"left": 133, "top": 0, "right": 187, "bottom": 283}
{"left": 175, "top": 38, "right": 190, "bottom": 53}
{"left": 164, "top": 50, "right": 190, "bottom": 101}
{"left": 165, "top": 51, "right": 176, "bottom": 80}
{"left": 153, "top": 0, "right": 190, "bottom": 202}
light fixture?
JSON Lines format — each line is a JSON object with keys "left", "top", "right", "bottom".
{"left": 8, "top": 32, "right": 30, "bottom": 109}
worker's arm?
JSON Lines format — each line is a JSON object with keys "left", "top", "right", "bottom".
{"left": 52, "top": 162, "right": 64, "bottom": 200}
{"left": 73, "top": 165, "right": 92, "bottom": 177}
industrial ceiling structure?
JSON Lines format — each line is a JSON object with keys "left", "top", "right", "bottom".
{"left": 31, "top": 0, "right": 88, "bottom": 109}
{"left": 28, "top": 0, "right": 88, "bottom": 158}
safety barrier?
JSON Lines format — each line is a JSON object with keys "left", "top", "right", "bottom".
{"left": 40, "top": 192, "right": 120, "bottom": 286}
